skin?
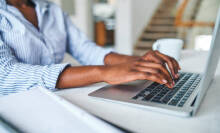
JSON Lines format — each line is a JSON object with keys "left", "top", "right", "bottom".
{"left": 7, "top": 0, "right": 181, "bottom": 89}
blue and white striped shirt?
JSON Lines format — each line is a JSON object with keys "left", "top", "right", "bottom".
{"left": 0, "top": 0, "right": 112, "bottom": 96}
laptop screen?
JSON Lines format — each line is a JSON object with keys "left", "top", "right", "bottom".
{"left": 193, "top": 6, "right": 220, "bottom": 115}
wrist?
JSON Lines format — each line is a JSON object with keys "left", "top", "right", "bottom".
{"left": 104, "top": 52, "right": 140, "bottom": 65}
{"left": 104, "top": 52, "right": 116, "bottom": 65}
{"left": 97, "top": 65, "right": 111, "bottom": 83}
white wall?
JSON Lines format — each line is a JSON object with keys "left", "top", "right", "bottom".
{"left": 70, "top": 0, "right": 94, "bottom": 40}
{"left": 186, "top": 0, "right": 220, "bottom": 49}
{"left": 115, "top": 0, "right": 161, "bottom": 55}
{"left": 50, "top": 0, "right": 94, "bottom": 40}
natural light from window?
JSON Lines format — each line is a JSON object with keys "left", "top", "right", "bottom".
{"left": 195, "top": 35, "right": 212, "bottom": 51}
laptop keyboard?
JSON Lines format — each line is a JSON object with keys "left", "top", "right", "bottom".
{"left": 132, "top": 72, "right": 201, "bottom": 107}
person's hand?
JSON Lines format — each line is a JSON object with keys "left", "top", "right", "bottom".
{"left": 103, "top": 51, "right": 180, "bottom": 88}
{"left": 141, "top": 50, "right": 181, "bottom": 78}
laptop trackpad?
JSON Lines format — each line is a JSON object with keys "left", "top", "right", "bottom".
{"left": 89, "top": 80, "right": 150, "bottom": 101}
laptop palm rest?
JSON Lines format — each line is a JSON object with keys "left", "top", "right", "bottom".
{"left": 89, "top": 80, "right": 150, "bottom": 101}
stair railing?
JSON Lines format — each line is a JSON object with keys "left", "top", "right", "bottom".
{"left": 175, "top": 0, "right": 214, "bottom": 27}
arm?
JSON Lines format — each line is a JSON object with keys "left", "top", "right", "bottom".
{"left": 63, "top": 14, "right": 139, "bottom": 66}
{"left": 58, "top": 12, "right": 180, "bottom": 89}
{"left": 104, "top": 52, "right": 139, "bottom": 65}
{"left": 104, "top": 51, "right": 181, "bottom": 77}
{"left": 64, "top": 13, "right": 113, "bottom": 66}
{"left": 56, "top": 50, "right": 180, "bottom": 89}
{"left": 0, "top": 38, "right": 69, "bottom": 96}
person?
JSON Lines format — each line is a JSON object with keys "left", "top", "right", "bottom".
{"left": 0, "top": 0, "right": 180, "bottom": 96}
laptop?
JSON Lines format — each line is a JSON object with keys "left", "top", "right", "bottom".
{"left": 89, "top": 7, "right": 220, "bottom": 117}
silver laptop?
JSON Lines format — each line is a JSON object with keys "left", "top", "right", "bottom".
{"left": 89, "top": 7, "right": 220, "bottom": 117}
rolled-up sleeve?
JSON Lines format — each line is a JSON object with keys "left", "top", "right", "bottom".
{"left": 64, "top": 13, "right": 113, "bottom": 66}
{"left": 0, "top": 39, "right": 69, "bottom": 96}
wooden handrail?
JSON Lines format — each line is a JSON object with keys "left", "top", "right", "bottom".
{"left": 175, "top": 0, "right": 215, "bottom": 27}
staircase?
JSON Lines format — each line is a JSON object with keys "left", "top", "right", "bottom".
{"left": 134, "top": 0, "right": 179, "bottom": 56}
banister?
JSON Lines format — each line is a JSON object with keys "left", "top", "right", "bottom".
{"left": 175, "top": 0, "right": 215, "bottom": 27}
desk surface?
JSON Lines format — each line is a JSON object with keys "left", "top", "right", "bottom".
{"left": 56, "top": 50, "right": 220, "bottom": 133}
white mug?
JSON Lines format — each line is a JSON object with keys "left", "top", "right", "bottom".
{"left": 152, "top": 38, "right": 184, "bottom": 61}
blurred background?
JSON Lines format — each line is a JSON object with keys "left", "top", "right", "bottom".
{"left": 49, "top": 0, "right": 220, "bottom": 56}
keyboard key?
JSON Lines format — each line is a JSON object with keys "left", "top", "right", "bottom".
{"left": 173, "top": 97, "right": 181, "bottom": 101}
{"left": 161, "top": 97, "right": 170, "bottom": 104}
{"left": 144, "top": 91, "right": 150, "bottom": 96}
{"left": 148, "top": 82, "right": 159, "bottom": 88}
{"left": 132, "top": 73, "right": 201, "bottom": 107}
{"left": 168, "top": 99, "right": 178, "bottom": 106}
{"left": 142, "top": 94, "right": 154, "bottom": 101}
{"left": 132, "top": 95, "right": 138, "bottom": 100}
{"left": 178, "top": 102, "right": 185, "bottom": 107}
{"left": 152, "top": 99, "right": 162, "bottom": 103}
{"left": 153, "top": 96, "right": 161, "bottom": 100}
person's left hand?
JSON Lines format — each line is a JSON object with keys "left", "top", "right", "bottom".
{"left": 141, "top": 50, "right": 181, "bottom": 80}
{"left": 104, "top": 50, "right": 181, "bottom": 87}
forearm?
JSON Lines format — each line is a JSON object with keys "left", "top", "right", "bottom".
{"left": 56, "top": 66, "right": 106, "bottom": 89}
{"left": 56, "top": 50, "right": 180, "bottom": 89}
{"left": 56, "top": 53, "right": 139, "bottom": 89}
{"left": 104, "top": 52, "right": 140, "bottom": 65}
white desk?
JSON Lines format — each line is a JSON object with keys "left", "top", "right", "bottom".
{"left": 56, "top": 50, "right": 220, "bottom": 133}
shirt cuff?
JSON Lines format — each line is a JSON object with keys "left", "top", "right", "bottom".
{"left": 41, "top": 63, "right": 70, "bottom": 91}
{"left": 96, "top": 48, "right": 115, "bottom": 65}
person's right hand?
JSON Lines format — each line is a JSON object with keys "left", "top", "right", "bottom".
{"left": 103, "top": 57, "right": 177, "bottom": 88}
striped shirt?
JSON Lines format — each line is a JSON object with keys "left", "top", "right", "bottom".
{"left": 0, "top": 0, "right": 112, "bottom": 97}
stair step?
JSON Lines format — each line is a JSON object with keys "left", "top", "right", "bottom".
{"left": 140, "top": 38, "right": 157, "bottom": 42}
{"left": 133, "top": 49, "right": 151, "bottom": 56}
{"left": 133, "top": 0, "right": 179, "bottom": 56}
{"left": 150, "top": 23, "right": 174, "bottom": 26}
{"left": 159, "top": 2, "right": 177, "bottom": 6}
{"left": 136, "top": 41, "right": 154, "bottom": 48}
{"left": 141, "top": 33, "right": 177, "bottom": 39}
{"left": 145, "top": 26, "right": 177, "bottom": 33}
{"left": 157, "top": 8, "right": 174, "bottom": 13}
{"left": 150, "top": 19, "right": 174, "bottom": 25}
{"left": 159, "top": 1, "right": 178, "bottom": 6}
{"left": 154, "top": 14, "right": 175, "bottom": 18}
{"left": 153, "top": 16, "right": 175, "bottom": 19}
{"left": 144, "top": 30, "right": 177, "bottom": 34}
{"left": 155, "top": 11, "right": 174, "bottom": 16}
{"left": 158, "top": 6, "right": 177, "bottom": 11}
{"left": 135, "top": 41, "right": 155, "bottom": 48}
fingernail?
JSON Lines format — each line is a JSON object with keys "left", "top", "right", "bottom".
{"left": 172, "top": 81, "right": 175, "bottom": 86}
{"left": 162, "top": 79, "right": 168, "bottom": 84}
{"left": 170, "top": 83, "right": 173, "bottom": 87}
{"left": 175, "top": 74, "right": 179, "bottom": 78}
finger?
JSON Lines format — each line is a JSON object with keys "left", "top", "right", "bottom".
{"left": 134, "top": 66, "right": 160, "bottom": 74}
{"left": 142, "top": 51, "right": 165, "bottom": 65}
{"left": 156, "top": 74, "right": 174, "bottom": 88}
{"left": 170, "top": 57, "right": 181, "bottom": 71}
{"left": 142, "top": 53, "right": 175, "bottom": 82}
{"left": 171, "top": 59, "right": 179, "bottom": 78}
{"left": 174, "top": 59, "right": 181, "bottom": 70}
{"left": 154, "top": 72, "right": 174, "bottom": 88}
{"left": 151, "top": 63, "right": 175, "bottom": 87}
{"left": 135, "top": 66, "right": 170, "bottom": 85}
{"left": 155, "top": 51, "right": 176, "bottom": 78}
{"left": 138, "top": 72, "right": 168, "bottom": 85}
{"left": 136, "top": 61, "right": 174, "bottom": 87}
{"left": 135, "top": 61, "right": 174, "bottom": 87}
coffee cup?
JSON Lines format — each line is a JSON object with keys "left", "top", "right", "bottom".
{"left": 152, "top": 38, "right": 184, "bottom": 61}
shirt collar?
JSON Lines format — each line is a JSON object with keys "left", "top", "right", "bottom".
{"left": 0, "top": 0, "right": 49, "bottom": 12}
{"left": 32, "top": 0, "right": 50, "bottom": 14}
{"left": 0, "top": 0, "right": 7, "bottom": 9}
{"left": 32, "top": 0, "right": 49, "bottom": 9}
